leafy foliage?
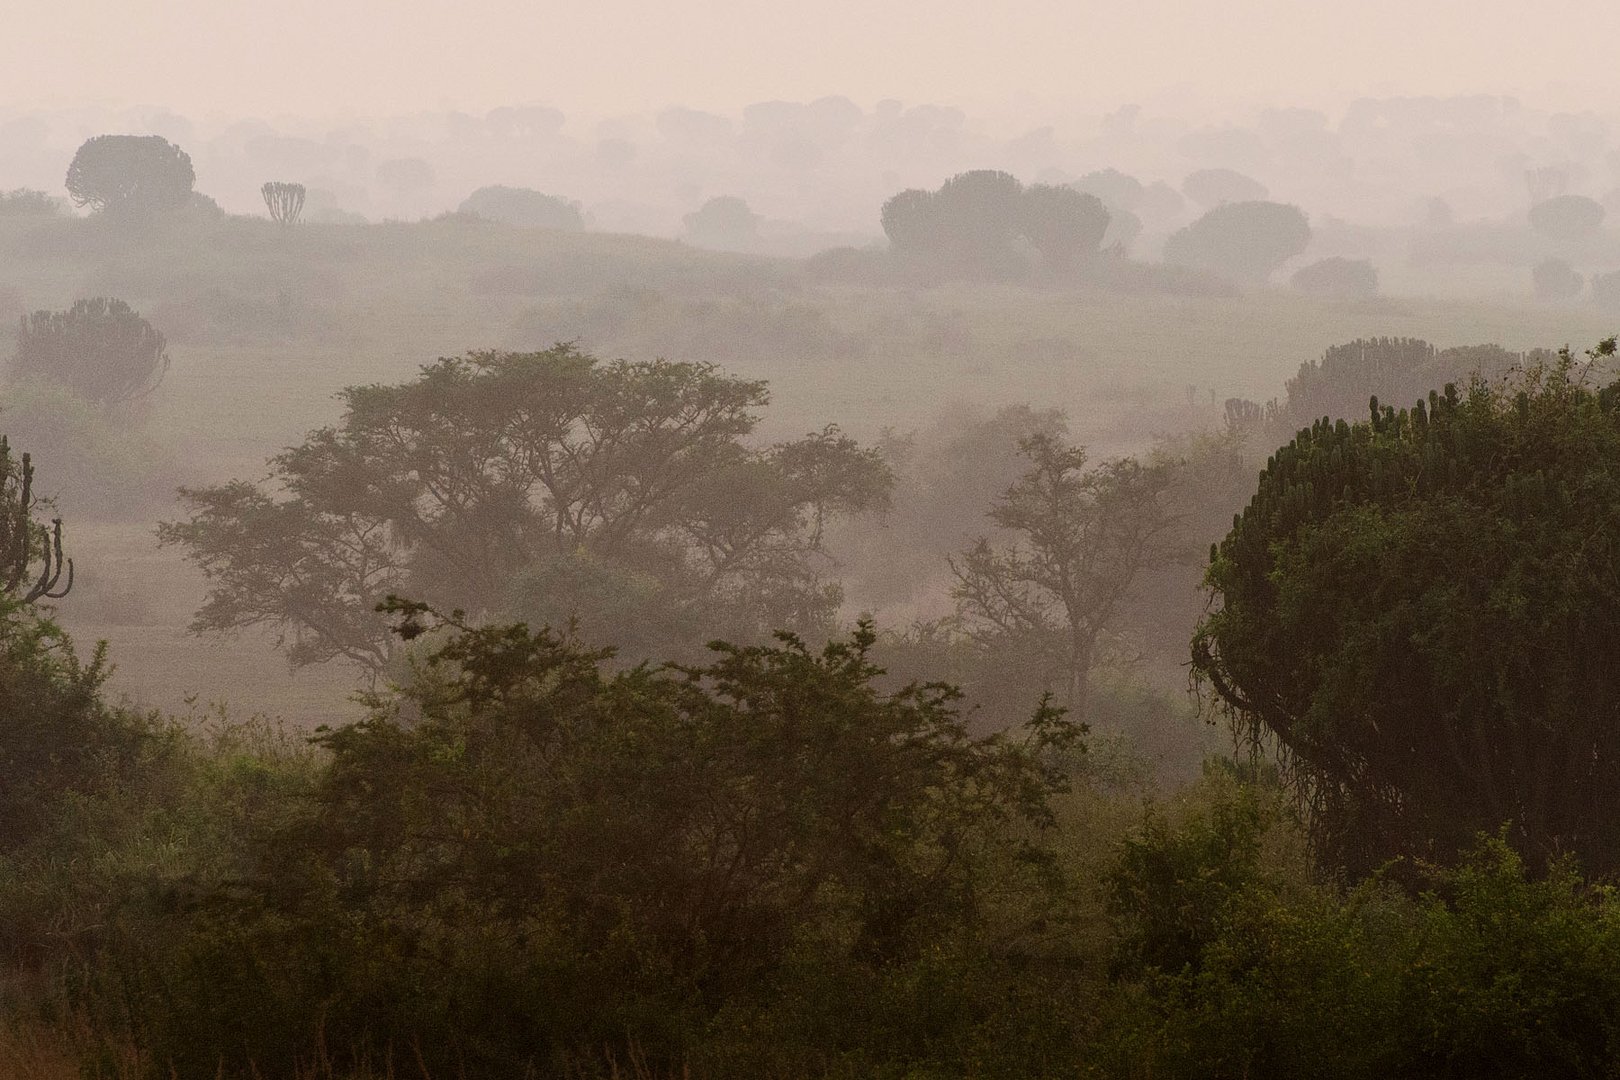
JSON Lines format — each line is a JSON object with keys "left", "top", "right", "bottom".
{"left": 951, "top": 433, "right": 1178, "bottom": 713}
{"left": 1195, "top": 346, "right": 1620, "bottom": 876}
{"left": 129, "top": 605, "right": 1081, "bottom": 1076}
{"left": 159, "top": 345, "right": 890, "bottom": 672}
{"left": 1279, "top": 336, "right": 1534, "bottom": 429}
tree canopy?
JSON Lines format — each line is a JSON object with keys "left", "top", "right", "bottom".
{"left": 64, "top": 134, "right": 195, "bottom": 216}
{"left": 159, "top": 345, "right": 890, "bottom": 673}
{"left": 1163, "top": 201, "right": 1311, "bottom": 283}
{"left": 11, "top": 297, "right": 169, "bottom": 406}
{"left": 880, "top": 170, "right": 1109, "bottom": 278}
{"left": 1528, "top": 194, "right": 1605, "bottom": 242}
{"left": 1194, "top": 345, "right": 1620, "bottom": 876}
{"left": 457, "top": 184, "right": 584, "bottom": 230}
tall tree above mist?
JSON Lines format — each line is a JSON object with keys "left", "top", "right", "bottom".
{"left": 159, "top": 345, "right": 890, "bottom": 674}
{"left": 64, "top": 135, "right": 195, "bottom": 216}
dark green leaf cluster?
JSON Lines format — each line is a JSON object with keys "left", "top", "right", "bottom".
{"left": 133, "top": 607, "right": 1080, "bottom": 1076}
{"left": 1103, "top": 791, "right": 1620, "bottom": 1080}
{"left": 1196, "top": 346, "right": 1620, "bottom": 876}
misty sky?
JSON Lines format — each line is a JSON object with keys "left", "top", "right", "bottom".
{"left": 7, "top": 0, "right": 1620, "bottom": 121}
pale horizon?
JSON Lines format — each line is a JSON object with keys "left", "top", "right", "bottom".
{"left": 6, "top": 0, "right": 1619, "bottom": 123}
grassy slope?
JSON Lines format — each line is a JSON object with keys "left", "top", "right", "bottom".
{"left": 1, "top": 210, "right": 1613, "bottom": 723}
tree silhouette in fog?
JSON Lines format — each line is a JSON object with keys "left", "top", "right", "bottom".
{"left": 160, "top": 345, "right": 890, "bottom": 673}
{"left": 65, "top": 135, "right": 195, "bottom": 216}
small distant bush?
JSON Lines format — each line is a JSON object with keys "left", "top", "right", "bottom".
{"left": 1533, "top": 257, "right": 1584, "bottom": 300}
{"left": 0, "top": 188, "right": 63, "bottom": 217}
{"left": 1163, "top": 201, "right": 1311, "bottom": 283}
{"left": 1291, "top": 256, "right": 1378, "bottom": 299}
{"left": 683, "top": 195, "right": 761, "bottom": 249}
{"left": 1528, "top": 194, "right": 1605, "bottom": 242}
{"left": 1181, "top": 167, "right": 1268, "bottom": 209}
{"left": 11, "top": 298, "right": 168, "bottom": 406}
{"left": 802, "top": 244, "right": 898, "bottom": 285}
{"left": 457, "top": 184, "right": 583, "bottom": 230}
{"left": 881, "top": 169, "right": 1109, "bottom": 279}
{"left": 1591, "top": 269, "right": 1620, "bottom": 310}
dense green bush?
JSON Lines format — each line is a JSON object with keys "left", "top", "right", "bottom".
{"left": 118, "top": 607, "right": 1082, "bottom": 1076}
{"left": 1196, "top": 347, "right": 1620, "bottom": 877}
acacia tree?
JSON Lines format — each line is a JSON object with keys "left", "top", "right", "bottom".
{"left": 65, "top": 135, "right": 194, "bottom": 216}
{"left": 1193, "top": 344, "right": 1620, "bottom": 877}
{"left": 159, "top": 345, "right": 890, "bottom": 674}
{"left": 260, "top": 181, "right": 305, "bottom": 225}
{"left": 12, "top": 298, "right": 169, "bottom": 406}
{"left": 951, "top": 433, "right": 1178, "bottom": 713}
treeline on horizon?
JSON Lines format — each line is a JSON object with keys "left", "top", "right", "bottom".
{"left": 15, "top": 127, "right": 1620, "bottom": 306}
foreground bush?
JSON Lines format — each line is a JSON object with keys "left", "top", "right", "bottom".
{"left": 108, "top": 606, "right": 1083, "bottom": 1076}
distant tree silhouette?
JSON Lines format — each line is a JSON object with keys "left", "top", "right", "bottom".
{"left": 1592, "top": 270, "right": 1620, "bottom": 311}
{"left": 1533, "top": 258, "right": 1584, "bottom": 301}
{"left": 682, "top": 195, "right": 759, "bottom": 249}
{"left": 1528, "top": 195, "right": 1605, "bottom": 242}
{"left": 1021, "top": 185, "right": 1110, "bottom": 271}
{"left": 0, "top": 439, "right": 70, "bottom": 604}
{"left": 260, "top": 181, "right": 305, "bottom": 225}
{"left": 458, "top": 185, "right": 583, "bottom": 230}
{"left": 1291, "top": 257, "right": 1378, "bottom": 300}
{"left": 0, "top": 189, "right": 61, "bottom": 217}
{"left": 1163, "top": 201, "right": 1310, "bottom": 283}
{"left": 12, "top": 298, "right": 169, "bottom": 406}
{"left": 64, "top": 135, "right": 194, "bottom": 216}
{"left": 1180, "top": 168, "right": 1268, "bottom": 209}
{"left": 881, "top": 170, "right": 1111, "bottom": 277}
{"left": 1072, "top": 168, "right": 1145, "bottom": 211}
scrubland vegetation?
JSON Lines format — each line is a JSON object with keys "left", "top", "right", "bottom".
{"left": 5, "top": 114, "right": 1620, "bottom": 1077}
